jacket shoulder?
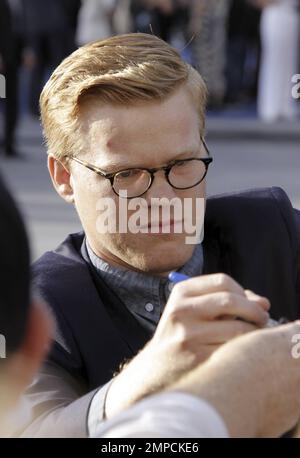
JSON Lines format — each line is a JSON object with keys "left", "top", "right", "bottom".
{"left": 206, "top": 186, "right": 300, "bottom": 254}
{"left": 206, "top": 187, "right": 298, "bottom": 229}
{"left": 32, "top": 231, "right": 86, "bottom": 280}
{"left": 31, "top": 232, "right": 89, "bottom": 365}
{"left": 206, "top": 186, "right": 293, "bottom": 213}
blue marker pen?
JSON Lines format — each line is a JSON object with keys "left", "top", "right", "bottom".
{"left": 168, "top": 272, "right": 190, "bottom": 284}
{"left": 168, "top": 271, "right": 281, "bottom": 328}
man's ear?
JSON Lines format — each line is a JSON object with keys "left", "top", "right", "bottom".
{"left": 48, "top": 155, "right": 75, "bottom": 204}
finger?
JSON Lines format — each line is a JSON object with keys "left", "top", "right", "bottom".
{"left": 171, "top": 273, "right": 246, "bottom": 299}
{"left": 175, "top": 292, "right": 270, "bottom": 327}
{"left": 189, "top": 319, "right": 257, "bottom": 345}
{"left": 245, "top": 289, "right": 271, "bottom": 312}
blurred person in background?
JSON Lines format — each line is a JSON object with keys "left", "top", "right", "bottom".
{"left": 257, "top": 0, "right": 300, "bottom": 121}
{"left": 23, "top": 0, "right": 80, "bottom": 117}
{"left": 189, "top": 0, "right": 231, "bottom": 109}
{"left": 0, "top": 0, "right": 29, "bottom": 157}
{"left": 76, "top": 0, "right": 117, "bottom": 47}
{"left": 0, "top": 175, "right": 52, "bottom": 436}
{"left": 225, "top": 0, "right": 262, "bottom": 106}
{"left": 130, "top": 0, "right": 190, "bottom": 44}
{"left": 0, "top": 0, "right": 14, "bottom": 157}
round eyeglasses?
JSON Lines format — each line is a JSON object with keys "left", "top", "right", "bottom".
{"left": 65, "top": 138, "right": 213, "bottom": 199}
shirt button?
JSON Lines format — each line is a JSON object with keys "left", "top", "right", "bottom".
{"left": 145, "top": 302, "right": 154, "bottom": 313}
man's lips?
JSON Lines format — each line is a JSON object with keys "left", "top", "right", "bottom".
{"left": 139, "top": 220, "right": 183, "bottom": 232}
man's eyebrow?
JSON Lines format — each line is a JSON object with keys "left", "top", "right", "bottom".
{"left": 97, "top": 148, "right": 202, "bottom": 172}
{"left": 169, "top": 148, "right": 203, "bottom": 162}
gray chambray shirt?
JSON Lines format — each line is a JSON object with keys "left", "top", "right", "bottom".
{"left": 86, "top": 240, "right": 204, "bottom": 334}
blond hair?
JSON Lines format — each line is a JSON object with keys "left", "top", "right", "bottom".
{"left": 40, "top": 33, "right": 208, "bottom": 160}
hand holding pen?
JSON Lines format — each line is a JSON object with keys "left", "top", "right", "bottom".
{"left": 168, "top": 271, "right": 280, "bottom": 328}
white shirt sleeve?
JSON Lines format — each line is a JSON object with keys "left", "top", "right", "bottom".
{"left": 91, "top": 391, "right": 229, "bottom": 438}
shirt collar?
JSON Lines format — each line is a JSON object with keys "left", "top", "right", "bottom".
{"left": 86, "top": 240, "right": 204, "bottom": 332}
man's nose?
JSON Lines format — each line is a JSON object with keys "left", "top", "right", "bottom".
{"left": 144, "top": 169, "right": 177, "bottom": 201}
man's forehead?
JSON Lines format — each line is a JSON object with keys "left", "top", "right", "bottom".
{"left": 87, "top": 122, "right": 201, "bottom": 170}
{"left": 79, "top": 91, "right": 201, "bottom": 164}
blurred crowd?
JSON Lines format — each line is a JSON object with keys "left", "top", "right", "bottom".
{"left": 0, "top": 0, "right": 299, "bottom": 156}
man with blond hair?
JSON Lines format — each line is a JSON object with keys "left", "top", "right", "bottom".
{"left": 18, "top": 33, "right": 300, "bottom": 437}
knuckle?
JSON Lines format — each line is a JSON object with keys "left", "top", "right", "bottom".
{"left": 171, "top": 282, "right": 189, "bottom": 300}
{"left": 262, "top": 297, "right": 271, "bottom": 310}
{"left": 173, "top": 325, "right": 192, "bottom": 352}
{"left": 219, "top": 291, "right": 233, "bottom": 310}
{"left": 167, "top": 309, "right": 181, "bottom": 325}
{"left": 214, "top": 273, "right": 230, "bottom": 289}
{"left": 167, "top": 307, "right": 187, "bottom": 325}
{"left": 177, "top": 337, "right": 191, "bottom": 353}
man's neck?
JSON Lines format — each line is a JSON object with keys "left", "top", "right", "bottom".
{"left": 86, "top": 239, "right": 177, "bottom": 278}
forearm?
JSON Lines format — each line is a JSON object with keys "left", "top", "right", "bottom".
{"left": 105, "top": 343, "right": 197, "bottom": 419}
{"left": 105, "top": 346, "right": 161, "bottom": 419}
{"left": 168, "top": 350, "right": 263, "bottom": 438}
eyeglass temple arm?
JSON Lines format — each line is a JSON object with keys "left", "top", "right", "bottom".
{"left": 67, "top": 155, "right": 109, "bottom": 178}
{"left": 201, "top": 136, "right": 211, "bottom": 157}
